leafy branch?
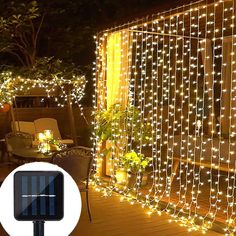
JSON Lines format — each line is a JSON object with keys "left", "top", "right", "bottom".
{"left": 0, "top": 1, "right": 43, "bottom": 67}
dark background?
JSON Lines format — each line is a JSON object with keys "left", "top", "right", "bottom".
{"left": 0, "top": 0, "right": 198, "bottom": 67}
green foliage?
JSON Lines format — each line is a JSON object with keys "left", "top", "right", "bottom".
{"left": 0, "top": 71, "right": 13, "bottom": 105}
{"left": 95, "top": 103, "right": 125, "bottom": 142}
{"left": 0, "top": 57, "right": 85, "bottom": 85}
{"left": 126, "top": 106, "right": 152, "bottom": 146}
{"left": 0, "top": 1, "right": 42, "bottom": 66}
{"left": 9, "top": 57, "right": 84, "bottom": 81}
{"left": 121, "top": 151, "right": 151, "bottom": 173}
{"left": 95, "top": 103, "right": 152, "bottom": 145}
{"left": 0, "top": 0, "right": 169, "bottom": 67}
{"left": 95, "top": 103, "right": 153, "bottom": 171}
{"left": 0, "top": 1, "right": 40, "bottom": 30}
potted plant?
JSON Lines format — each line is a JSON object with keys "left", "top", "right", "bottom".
{"left": 116, "top": 151, "right": 151, "bottom": 187}
{"left": 95, "top": 103, "right": 153, "bottom": 177}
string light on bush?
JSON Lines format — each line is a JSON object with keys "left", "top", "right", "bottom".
{"left": 0, "top": 72, "right": 86, "bottom": 108}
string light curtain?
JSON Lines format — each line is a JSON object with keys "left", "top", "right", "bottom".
{"left": 94, "top": 0, "right": 236, "bottom": 234}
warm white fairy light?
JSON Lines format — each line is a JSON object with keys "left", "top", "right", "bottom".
{"left": 167, "top": 14, "right": 180, "bottom": 212}
{"left": 172, "top": 9, "right": 190, "bottom": 221}
{"left": 93, "top": 0, "right": 236, "bottom": 234}
{"left": 191, "top": 2, "right": 203, "bottom": 224}
{"left": 225, "top": 0, "right": 236, "bottom": 234}
{"left": 210, "top": 0, "right": 224, "bottom": 226}
{"left": 177, "top": 7, "right": 194, "bottom": 219}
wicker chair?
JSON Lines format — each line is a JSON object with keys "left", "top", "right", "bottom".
{"left": 52, "top": 146, "right": 93, "bottom": 221}
{"left": 5, "top": 132, "right": 33, "bottom": 161}
{"left": 1, "top": 132, "right": 30, "bottom": 181}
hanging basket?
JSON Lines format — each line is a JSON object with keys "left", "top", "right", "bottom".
{"left": 0, "top": 103, "right": 11, "bottom": 113}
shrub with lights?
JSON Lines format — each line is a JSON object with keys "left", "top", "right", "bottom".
{"left": 0, "top": 57, "right": 86, "bottom": 108}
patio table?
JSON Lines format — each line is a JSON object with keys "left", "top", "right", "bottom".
{"left": 12, "top": 147, "right": 53, "bottom": 163}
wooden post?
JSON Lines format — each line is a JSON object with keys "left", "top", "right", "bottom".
{"left": 10, "top": 104, "right": 16, "bottom": 132}
{"left": 67, "top": 93, "right": 78, "bottom": 145}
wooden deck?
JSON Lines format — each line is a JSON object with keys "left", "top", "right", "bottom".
{"left": 138, "top": 167, "right": 234, "bottom": 226}
{"left": 73, "top": 189, "right": 222, "bottom": 236}
{"left": 0, "top": 188, "right": 222, "bottom": 235}
{"left": 99, "top": 165, "right": 233, "bottom": 229}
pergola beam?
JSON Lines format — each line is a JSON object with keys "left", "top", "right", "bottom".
{"left": 101, "top": 0, "right": 232, "bottom": 36}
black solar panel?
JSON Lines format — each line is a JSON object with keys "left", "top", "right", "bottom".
{"left": 14, "top": 171, "right": 64, "bottom": 236}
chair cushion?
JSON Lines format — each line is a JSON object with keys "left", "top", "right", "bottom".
{"left": 34, "top": 118, "right": 62, "bottom": 139}
{"left": 13, "top": 121, "right": 36, "bottom": 137}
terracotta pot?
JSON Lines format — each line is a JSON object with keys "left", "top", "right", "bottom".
{"left": 115, "top": 169, "right": 148, "bottom": 187}
{"left": 0, "top": 103, "right": 10, "bottom": 113}
{"left": 115, "top": 168, "right": 128, "bottom": 185}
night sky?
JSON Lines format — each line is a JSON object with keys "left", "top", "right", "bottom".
{"left": 38, "top": 0, "right": 197, "bottom": 67}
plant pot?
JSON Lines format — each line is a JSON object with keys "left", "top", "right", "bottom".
{"left": 115, "top": 168, "right": 128, "bottom": 185}
{"left": 115, "top": 169, "right": 148, "bottom": 187}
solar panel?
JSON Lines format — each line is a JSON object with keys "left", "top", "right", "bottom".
{"left": 14, "top": 171, "right": 64, "bottom": 236}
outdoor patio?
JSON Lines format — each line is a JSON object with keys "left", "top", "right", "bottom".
{"left": 0, "top": 0, "right": 236, "bottom": 235}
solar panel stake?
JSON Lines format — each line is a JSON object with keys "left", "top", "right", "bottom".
{"left": 14, "top": 171, "right": 64, "bottom": 236}
{"left": 33, "top": 221, "right": 45, "bottom": 236}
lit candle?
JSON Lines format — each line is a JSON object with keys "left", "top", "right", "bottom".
{"left": 44, "top": 130, "right": 53, "bottom": 140}
{"left": 38, "top": 133, "right": 46, "bottom": 142}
